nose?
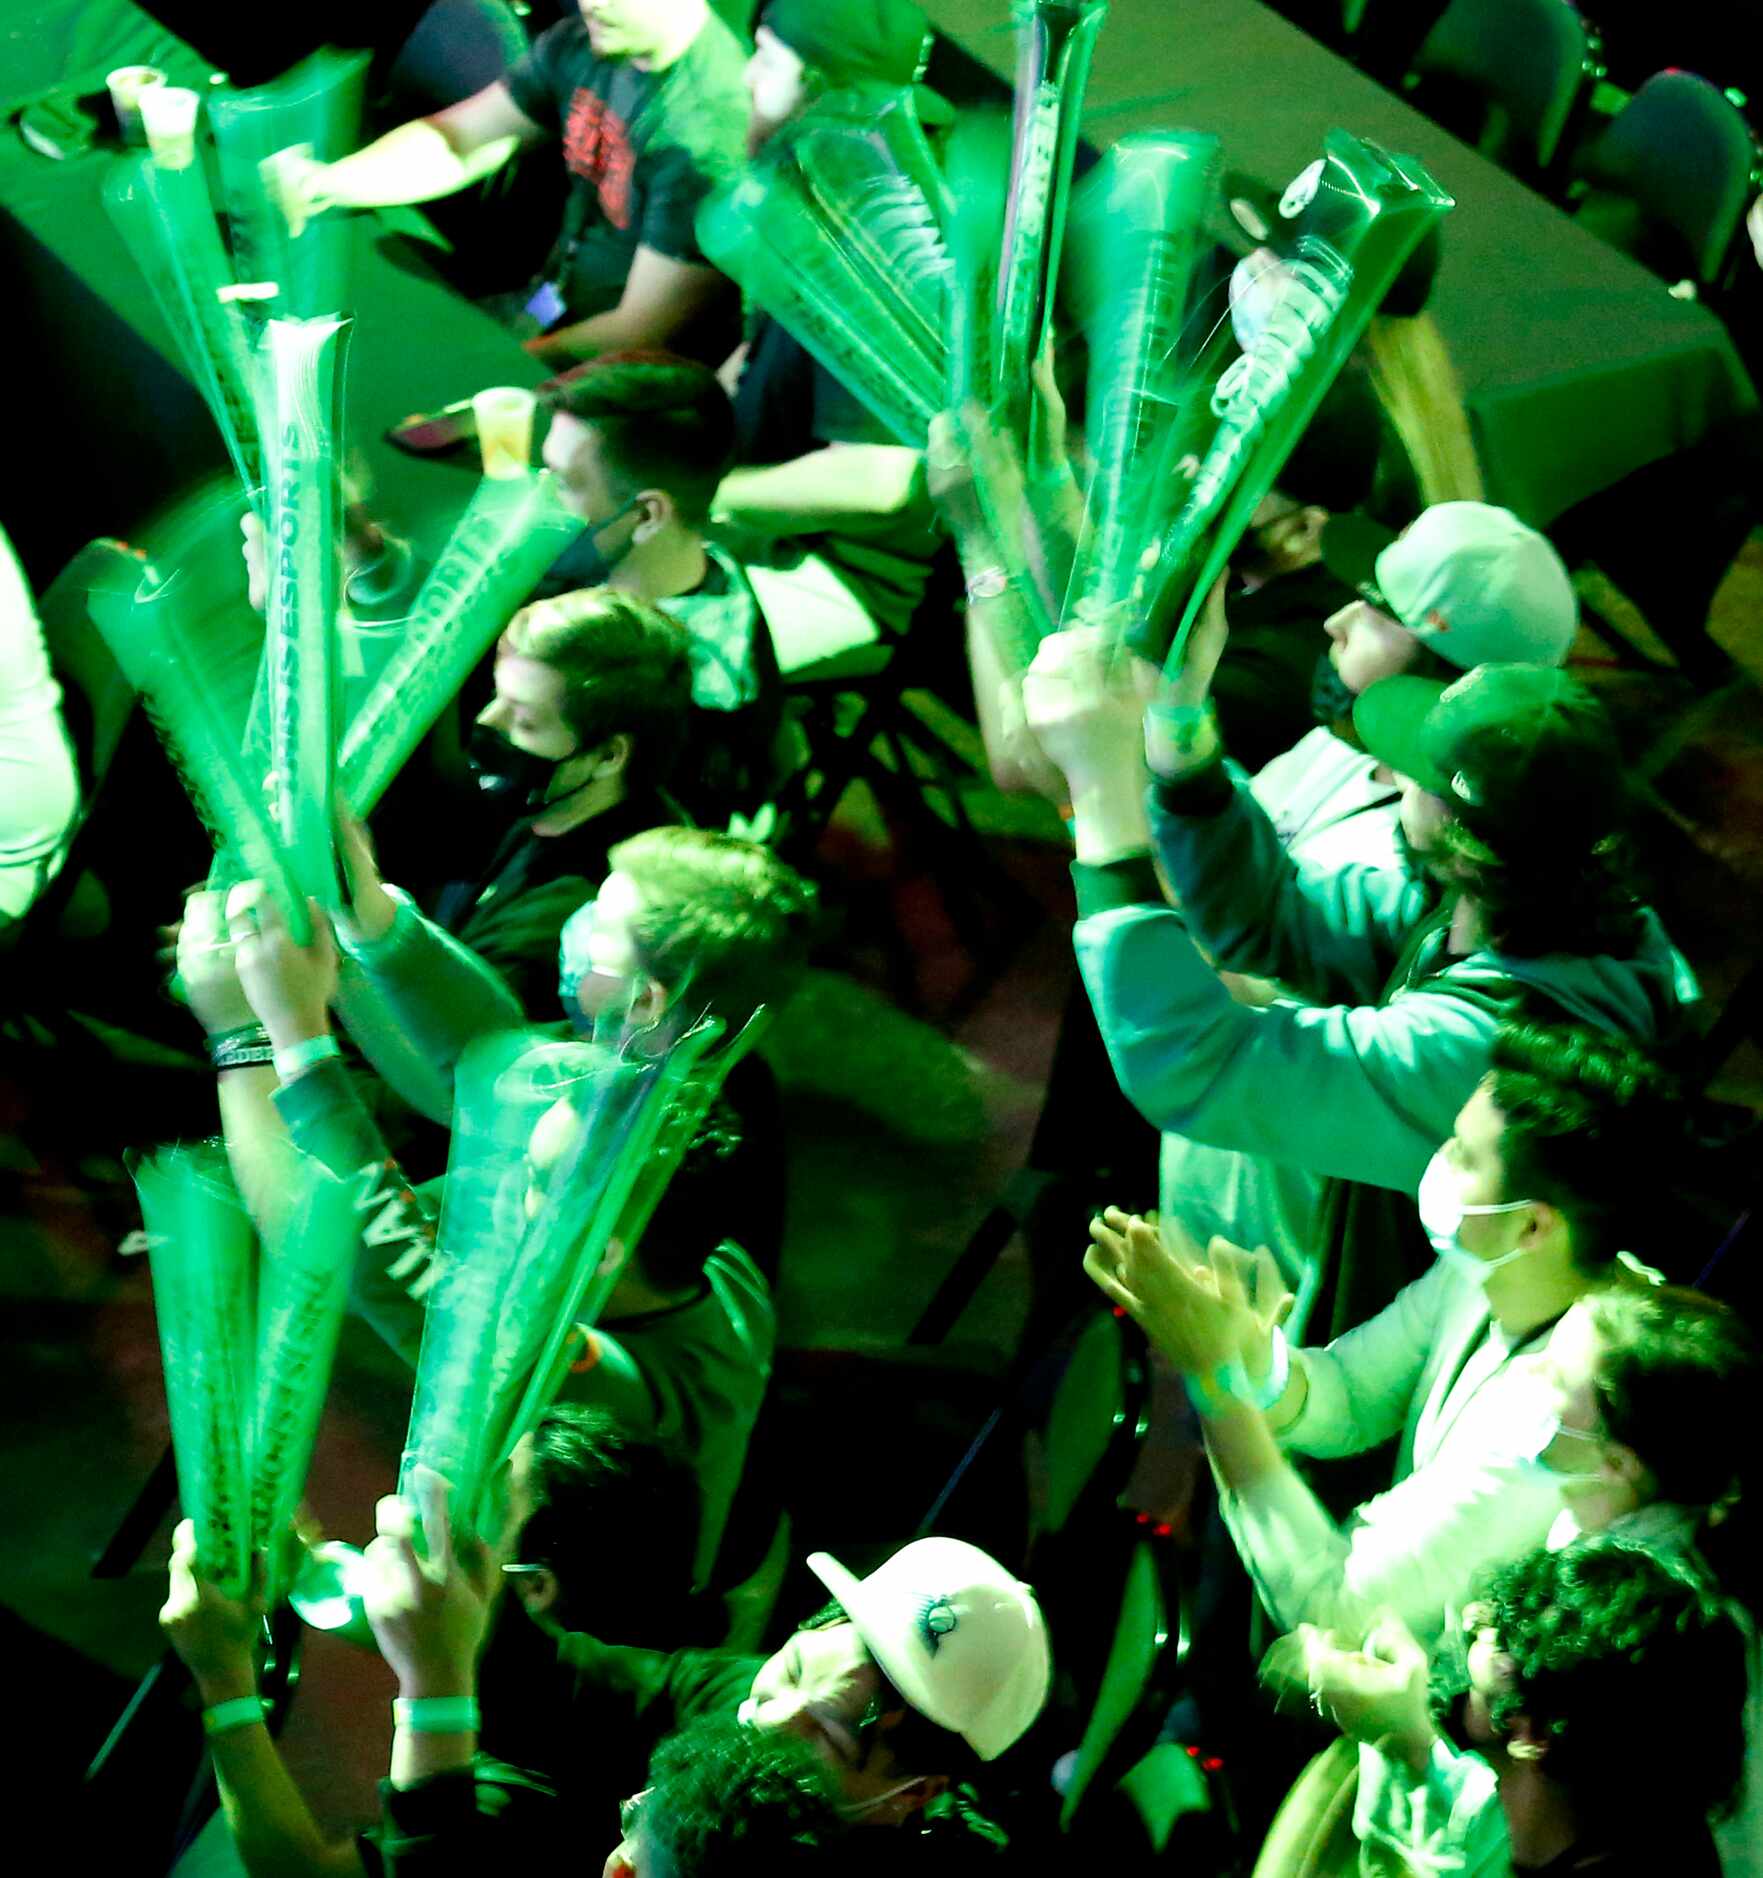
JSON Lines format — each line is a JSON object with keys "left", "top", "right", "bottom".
{"left": 1323, "top": 603, "right": 1355, "bottom": 645}
{"left": 478, "top": 697, "right": 508, "bottom": 731}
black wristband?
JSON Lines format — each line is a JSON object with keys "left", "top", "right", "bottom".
{"left": 209, "top": 1024, "right": 273, "bottom": 1073}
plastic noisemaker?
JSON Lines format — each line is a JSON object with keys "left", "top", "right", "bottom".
{"left": 394, "top": 1033, "right": 643, "bottom": 1545}
{"left": 207, "top": 50, "right": 367, "bottom": 320}
{"left": 87, "top": 550, "right": 307, "bottom": 936}
{"left": 137, "top": 1143, "right": 256, "bottom": 1598}
{"left": 696, "top": 89, "right": 951, "bottom": 448}
{"left": 249, "top": 1154, "right": 359, "bottom": 1599}
{"left": 1060, "top": 130, "right": 1221, "bottom": 644}
{"left": 103, "top": 157, "right": 264, "bottom": 501}
{"left": 994, "top": 0, "right": 1107, "bottom": 458}
{"left": 1146, "top": 133, "right": 1454, "bottom": 671}
{"left": 336, "top": 469, "right": 580, "bottom": 817}
{"left": 259, "top": 314, "right": 351, "bottom": 932}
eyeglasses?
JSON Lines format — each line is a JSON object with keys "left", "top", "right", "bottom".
{"left": 619, "top": 1786, "right": 651, "bottom": 1841}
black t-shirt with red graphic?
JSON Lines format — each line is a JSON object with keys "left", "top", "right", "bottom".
{"left": 502, "top": 12, "right": 747, "bottom": 350}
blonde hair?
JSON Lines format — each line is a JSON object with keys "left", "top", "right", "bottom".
{"left": 1364, "top": 311, "right": 1485, "bottom": 508}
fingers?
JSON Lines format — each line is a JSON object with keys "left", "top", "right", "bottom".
{"left": 1083, "top": 1240, "right": 1141, "bottom": 1316}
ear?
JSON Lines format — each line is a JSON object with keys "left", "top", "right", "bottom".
{"left": 633, "top": 487, "right": 675, "bottom": 538}
{"left": 591, "top": 732, "right": 634, "bottom": 781}
{"left": 512, "top": 1565, "right": 560, "bottom": 1618}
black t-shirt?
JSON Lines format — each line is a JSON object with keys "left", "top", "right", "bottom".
{"left": 726, "top": 316, "right": 943, "bottom": 639}
{"left": 501, "top": 14, "right": 747, "bottom": 346}
{"left": 429, "top": 789, "right": 675, "bottom": 1019}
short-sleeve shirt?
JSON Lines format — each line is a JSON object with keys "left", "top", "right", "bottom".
{"left": 501, "top": 13, "right": 747, "bottom": 327}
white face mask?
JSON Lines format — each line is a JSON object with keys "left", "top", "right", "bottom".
{"left": 1417, "top": 1149, "right": 1536, "bottom": 1280}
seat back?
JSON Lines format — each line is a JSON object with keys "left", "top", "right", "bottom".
{"left": 1030, "top": 1307, "right": 1146, "bottom": 1546}
{"left": 1575, "top": 70, "right": 1760, "bottom": 284}
{"left": 1058, "top": 1540, "right": 1169, "bottom": 1831}
{"left": 1117, "top": 1740, "right": 1216, "bottom": 1856}
{"left": 385, "top": 0, "right": 530, "bottom": 114}
{"left": 1410, "top": 0, "right": 1594, "bottom": 173}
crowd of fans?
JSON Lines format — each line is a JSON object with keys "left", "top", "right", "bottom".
{"left": 4, "top": 1, "right": 1761, "bottom": 1874}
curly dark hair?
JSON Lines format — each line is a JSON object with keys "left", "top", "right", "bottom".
{"left": 1487, "top": 1021, "right": 1680, "bottom": 1271}
{"left": 516, "top": 1404, "right": 697, "bottom": 1642}
{"left": 642, "top": 1716, "right": 845, "bottom": 1876}
{"left": 1479, "top": 1539, "right": 1749, "bottom": 1819}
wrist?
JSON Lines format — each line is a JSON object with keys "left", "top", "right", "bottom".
{"left": 1069, "top": 764, "right": 1151, "bottom": 867}
{"left": 263, "top": 1013, "right": 330, "bottom": 1053}
{"left": 1144, "top": 697, "right": 1221, "bottom": 781}
{"left": 395, "top": 1667, "right": 477, "bottom": 1704}
{"left": 195, "top": 1663, "right": 260, "bottom": 1706}
{"left": 272, "top": 1031, "right": 341, "bottom": 1083}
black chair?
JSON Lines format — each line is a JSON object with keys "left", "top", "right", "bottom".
{"left": 1570, "top": 69, "right": 1761, "bottom": 289}
{"left": 1405, "top": 0, "right": 1602, "bottom": 186}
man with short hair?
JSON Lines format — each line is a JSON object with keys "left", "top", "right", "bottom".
{"left": 278, "top": 0, "right": 748, "bottom": 365}
{"left": 536, "top": 356, "right": 786, "bottom": 818}
{"left": 442, "top": 585, "right": 694, "bottom": 1017}
{"left": 1084, "top": 1020, "right": 1689, "bottom": 1645}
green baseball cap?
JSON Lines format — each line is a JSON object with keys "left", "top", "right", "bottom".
{"left": 1353, "top": 663, "right": 1627, "bottom": 840}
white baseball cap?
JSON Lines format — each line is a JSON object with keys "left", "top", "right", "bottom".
{"left": 1325, "top": 501, "right": 1578, "bottom": 670}
{"left": 807, "top": 1539, "right": 1052, "bottom": 1762}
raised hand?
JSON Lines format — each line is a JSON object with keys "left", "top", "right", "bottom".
{"left": 160, "top": 1518, "right": 265, "bottom": 1701}
{"left": 360, "top": 1476, "right": 497, "bottom": 1698}
{"left": 178, "top": 888, "right": 258, "bottom": 1036}
{"left": 1298, "top": 1615, "right": 1435, "bottom": 1766}
{"left": 226, "top": 883, "right": 338, "bottom": 1049}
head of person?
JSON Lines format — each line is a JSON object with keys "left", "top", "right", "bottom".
{"left": 1542, "top": 1286, "right": 1758, "bottom": 1545}
{"left": 557, "top": 826, "right": 817, "bottom": 1037}
{"left": 1315, "top": 503, "right": 1577, "bottom": 729}
{"left": 504, "top": 1404, "right": 698, "bottom": 1641}
{"left": 1354, "top": 663, "right": 1640, "bottom": 956}
{"left": 1417, "top": 1021, "right": 1676, "bottom": 1302}
{"left": 745, "top": 0, "right": 933, "bottom": 152}
{"left": 472, "top": 587, "right": 693, "bottom": 810}
{"left": 737, "top": 1538, "right": 1052, "bottom": 1823}
{"left": 576, "top": 0, "right": 706, "bottom": 67}
{"left": 1462, "top": 1539, "right": 1748, "bottom": 1822}
{"left": 607, "top": 1717, "right": 846, "bottom": 1878}
{"left": 544, "top": 354, "right": 737, "bottom": 562}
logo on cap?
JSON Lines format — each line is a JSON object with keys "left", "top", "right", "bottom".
{"left": 917, "top": 1595, "right": 959, "bottom": 1655}
{"left": 1425, "top": 609, "right": 1452, "bottom": 633}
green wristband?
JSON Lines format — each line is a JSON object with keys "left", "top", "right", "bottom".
{"left": 203, "top": 1696, "right": 269, "bottom": 1738}
{"left": 392, "top": 1696, "right": 480, "bottom": 1734}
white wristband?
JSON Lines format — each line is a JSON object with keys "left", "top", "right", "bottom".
{"left": 1223, "top": 1326, "right": 1290, "bottom": 1413}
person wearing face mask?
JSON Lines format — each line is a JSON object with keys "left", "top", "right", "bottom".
{"left": 1248, "top": 500, "right": 1580, "bottom": 880}
{"left": 1082, "top": 1019, "right": 1683, "bottom": 1649}
{"left": 1298, "top": 1540, "right": 1751, "bottom": 1878}
{"left": 176, "top": 829, "right": 812, "bottom": 1583}
{"left": 532, "top": 354, "right": 789, "bottom": 822}
{"left": 157, "top": 1477, "right": 850, "bottom": 1878}
{"left": 1021, "top": 596, "right": 1691, "bottom": 1354}
{"left": 433, "top": 586, "right": 694, "bottom": 1020}
{"left": 473, "top": 1532, "right": 1049, "bottom": 1873}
